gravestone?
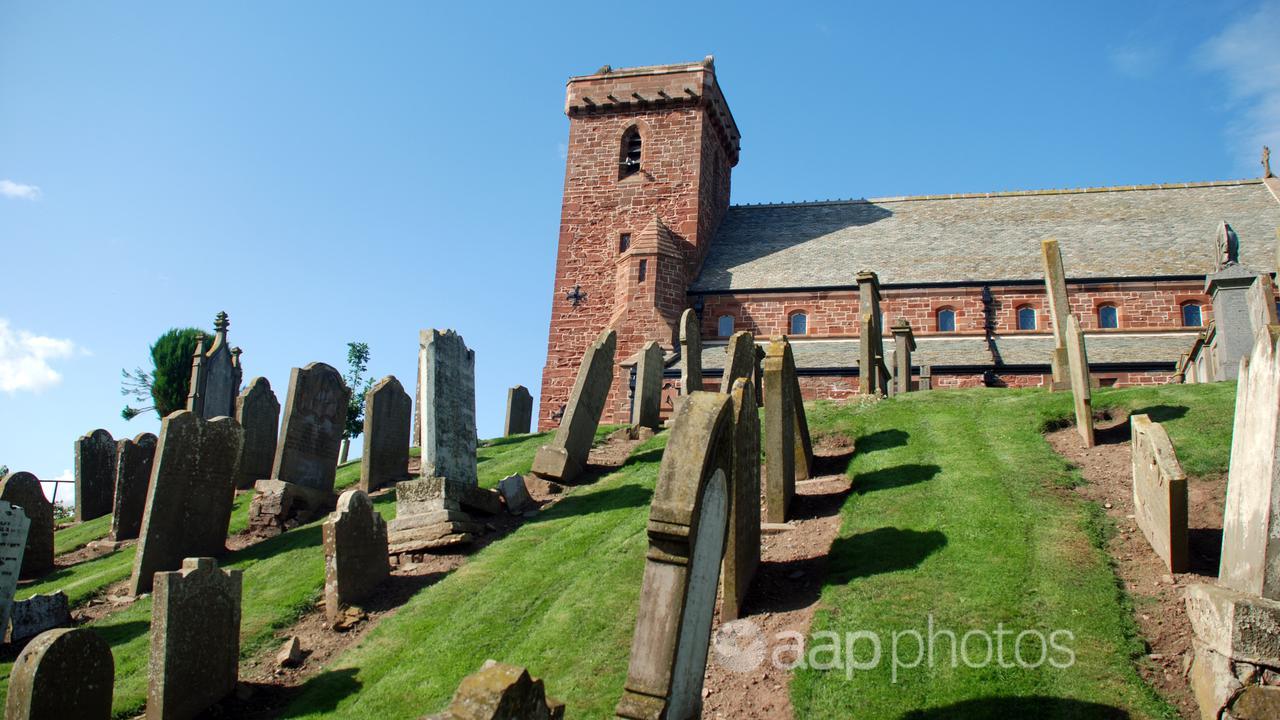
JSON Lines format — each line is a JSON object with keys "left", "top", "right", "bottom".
{"left": 498, "top": 474, "right": 535, "bottom": 515}
{"left": 504, "top": 385, "right": 533, "bottom": 436}
{"left": 753, "top": 345, "right": 765, "bottom": 401}
{"left": 7, "top": 591, "right": 71, "bottom": 644}
{"left": 679, "top": 309, "right": 702, "bottom": 394}
{"left": 109, "top": 433, "right": 156, "bottom": 543}
{"left": 722, "top": 378, "right": 760, "bottom": 622}
{"left": 74, "top": 429, "right": 116, "bottom": 522}
{"left": 764, "top": 338, "right": 796, "bottom": 524}
{"left": 920, "top": 366, "right": 933, "bottom": 390}
{"left": 421, "top": 330, "right": 478, "bottom": 486}
{"left": 0, "top": 472, "right": 53, "bottom": 578}
{"left": 632, "top": 341, "right": 663, "bottom": 430}
{"left": 1066, "top": 316, "right": 1095, "bottom": 447}
{"left": 532, "top": 329, "right": 616, "bottom": 483}
{"left": 616, "top": 392, "right": 732, "bottom": 720}
{"left": 323, "top": 489, "right": 389, "bottom": 622}
{"left": 1041, "top": 239, "right": 1072, "bottom": 390}
{"left": 890, "top": 318, "right": 916, "bottom": 394}
{"left": 234, "top": 377, "right": 279, "bottom": 490}
{"left": 387, "top": 477, "right": 492, "bottom": 555}
{"left": 185, "top": 311, "right": 242, "bottom": 420}
{"left": 0, "top": 502, "right": 29, "bottom": 637}
{"left": 788, "top": 341, "right": 814, "bottom": 482}
{"left": 1130, "top": 414, "right": 1188, "bottom": 573}
{"left": 130, "top": 412, "right": 242, "bottom": 596}
{"left": 1220, "top": 326, "right": 1280, "bottom": 598}
{"left": 360, "top": 375, "right": 411, "bottom": 493}
{"left": 428, "top": 661, "right": 565, "bottom": 720}
{"left": 719, "top": 331, "right": 755, "bottom": 393}
{"left": 1206, "top": 223, "right": 1268, "bottom": 381}
{"left": 6, "top": 628, "right": 113, "bottom": 720}
{"left": 149, "top": 557, "right": 241, "bottom": 720}
{"left": 271, "top": 362, "right": 349, "bottom": 492}
{"left": 1246, "top": 274, "right": 1279, "bottom": 337}
{"left": 857, "top": 271, "right": 887, "bottom": 396}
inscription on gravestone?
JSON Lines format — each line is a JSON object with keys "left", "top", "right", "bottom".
{"left": 0, "top": 472, "right": 53, "bottom": 578}
{"left": 422, "top": 330, "right": 478, "bottom": 486}
{"left": 272, "top": 362, "right": 349, "bottom": 493}
{"left": 0, "top": 501, "right": 31, "bottom": 635}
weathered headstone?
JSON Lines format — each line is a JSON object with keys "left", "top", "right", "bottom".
{"left": 719, "top": 331, "right": 755, "bottom": 393}
{"left": 387, "top": 476, "right": 493, "bottom": 555}
{"left": 234, "top": 377, "right": 279, "bottom": 490}
{"left": 919, "top": 365, "right": 933, "bottom": 390}
{"left": 421, "top": 330, "right": 479, "bottom": 486}
{"left": 360, "top": 375, "right": 411, "bottom": 493}
{"left": 1184, "top": 582, "right": 1280, "bottom": 720}
{"left": 6, "top": 628, "right": 113, "bottom": 720}
{"left": 1066, "top": 316, "right": 1095, "bottom": 447}
{"left": 185, "top": 311, "right": 243, "bottom": 420}
{"left": 148, "top": 557, "right": 241, "bottom": 720}
{"left": 504, "top": 385, "right": 533, "bottom": 436}
{"left": 130, "top": 412, "right": 242, "bottom": 596}
{"left": 108, "top": 433, "right": 156, "bottom": 543}
{"left": 0, "top": 472, "right": 53, "bottom": 578}
{"left": 7, "top": 591, "right": 71, "bottom": 644}
{"left": 497, "top": 474, "right": 536, "bottom": 515}
{"left": 428, "top": 661, "right": 565, "bottom": 720}
{"left": 532, "top": 329, "right": 616, "bottom": 483}
{"left": 1205, "top": 223, "right": 1269, "bottom": 381}
{"left": 323, "top": 490, "right": 389, "bottom": 622}
{"left": 763, "top": 338, "right": 796, "bottom": 524}
{"left": 1042, "top": 239, "right": 1072, "bottom": 390}
{"left": 890, "top": 318, "right": 916, "bottom": 394}
{"left": 0, "top": 501, "right": 29, "bottom": 636}
{"left": 1130, "top": 414, "right": 1188, "bottom": 573}
{"left": 271, "top": 362, "right": 349, "bottom": 492}
{"left": 632, "top": 341, "right": 663, "bottom": 430}
{"left": 722, "top": 378, "right": 760, "bottom": 622}
{"left": 753, "top": 344, "right": 765, "bottom": 401}
{"left": 74, "top": 429, "right": 116, "bottom": 522}
{"left": 1246, "top": 274, "right": 1280, "bottom": 336}
{"left": 679, "top": 309, "right": 702, "bottom": 395}
{"left": 616, "top": 392, "right": 731, "bottom": 720}
{"left": 857, "top": 270, "right": 887, "bottom": 396}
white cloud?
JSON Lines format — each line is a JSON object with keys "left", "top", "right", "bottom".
{"left": 1199, "top": 1, "right": 1280, "bottom": 172}
{"left": 0, "top": 180, "right": 41, "bottom": 201}
{"left": 0, "top": 319, "right": 78, "bottom": 393}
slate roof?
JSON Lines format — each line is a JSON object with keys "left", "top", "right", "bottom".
{"left": 680, "top": 333, "right": 1195, "bottom": 372}
{"left": 691, "top": 180, "right": 1280, "bottom": 291}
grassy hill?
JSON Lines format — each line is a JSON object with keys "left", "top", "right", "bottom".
{"left": 31, "top": 383, "right": 1237, "bottom": 719}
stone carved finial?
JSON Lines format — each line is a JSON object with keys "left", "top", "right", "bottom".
{"left": 1264, "top": 145, "right": 1272, "bottom": 178}
{"left": 214, "top": 311, "right": 229, "bottom": 334}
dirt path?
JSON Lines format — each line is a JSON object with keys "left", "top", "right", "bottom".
{"left": 1046, "top": 414, "right": 1226, "bottom": 720}
{"left": 701, "top": 448, "right": 854, "bottom": 720}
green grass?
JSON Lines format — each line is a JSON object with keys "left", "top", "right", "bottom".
{"left": 52, "top": 513, "right": 111, "bottom": 555}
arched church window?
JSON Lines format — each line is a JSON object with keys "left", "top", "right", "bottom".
{"left": 717, "top": 315, "right": 734, "bottom": 337}
{"left": 620, "top": 127, "right": 642, "bottom": 178}
{"left": 1181, "top": 303, "right": 1202, "bottom": 327}
{"left": 937, "top": 308, "right": 956, "bottom": 332}
{"left": 789, "top": 312, "right": 808, "bottom": 335}
{"left": 1098, "top": 304, "right": 1119, "bottom": 329}
{"left": 1016, "top": 305, "right": 1036, "bottom": 330}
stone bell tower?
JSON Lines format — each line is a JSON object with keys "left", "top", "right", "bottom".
{"left": 538, "top": 57, "right": 741, "bottom": 428}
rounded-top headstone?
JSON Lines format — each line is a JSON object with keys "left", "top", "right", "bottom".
{"left": 0, "top": 472, "right": 54, "bottom": 579}
{"left": 6, "top": 627, "right": 114, "bottom": 719}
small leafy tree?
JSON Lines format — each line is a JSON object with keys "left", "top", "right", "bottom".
{"left": 122, "top": 327, "right": 207, "bottom": 420}
{"left": 339, "top": 341, "right": 373, "bottom": 464}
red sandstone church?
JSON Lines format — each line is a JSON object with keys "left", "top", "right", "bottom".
{"left": 537, "top": 57, "right": 1280, "bottom": 429}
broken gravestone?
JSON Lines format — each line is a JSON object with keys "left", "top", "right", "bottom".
{"left": 616, "top": 392, "right": 731, "bottom": 720}
{"left": 0, "top": 472, "right": 53, "bottom": 578}
{"left": 6, "top": 591, "right": 71, "bottom": 645}
{"left": 387, "top": 477, "right": 493, "bottom": 556}
{"left": 360, "top": 375, "right": 412, "bottom": 493}
{"left": 109, "top": 433, "right": 157, "bottom": 543}
{"left": 149, "top": 558, "right": 242, "bottom": 720}
{"left": 75, "top": 429, "right": 116, "bottom": 522}
{"left": 632, "top": 341, "right": 663, "bottom": 430}
{"left": 421, "top": 330, "right": 478, "bottom": 486}
{"left": 6, "top": 627, "right": 113, "bottom": 720}
{"left": 722, "top": 378, "right": 760, "bottom": 622}
{"left": 532, "top": 329, "right": 616, "bottom": 484}
{"left": 1130, "top": 414, "right": 1188, "bottom": 573}
{"left": 427, "top": 661, "right": 565, "bottom": 720}
{"left": 497, "top": 474, "right": 536, "bottom": 515}
{"left": 504, "top": 385, "right": 533, "bottom": 436}
{"left": 234, "top": 377, "right": 279, "bottom": 490}
{"left": 0, "top": 501, "right": 30, "bottom": 635}
{"left": 130, "top": 412, "right": 242, "bottom": 596}
{"left": 323, "top": 489, "right": 389, "bottom": 623}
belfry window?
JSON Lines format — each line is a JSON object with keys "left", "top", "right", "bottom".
{"left": 619, "top": 233, "right": 631, "bottom": 253}
{"left": 620, "top": 127, "right": 642, "bottom": 178}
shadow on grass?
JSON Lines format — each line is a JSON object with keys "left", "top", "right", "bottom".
{"left": 1130, "top": 405, "right": 1190, "bottom": 424}
{"left": 855, "top": 428, "right": 909, "bottom": 453}
{"left": 853, "top": 464, "right": 940, "bottom": 495}
{"left": 812, "top": 449, "right": 855, "bottom": 476}
{"left": 232, "top": 668, "right": 363, "bottom": 720}
{"left": 531, "top": 483, "right": 653, "bottom": 523}
{"left": 623, "top": 448, "right": 665, "bottom": 467}
{"left": 825, "top": 528, "right": 947, "bottom": 585}
{"left": 228, "top": 524, "right": 323, "bottom": 565}
{"left": 480, "top": 432, "right": 547, "bottom": 449}
{"left": 898, "top": 696, "right": 1129, "bottom": 719}
{"left": 92, "top": 619, "right": 150, "bottom": 647}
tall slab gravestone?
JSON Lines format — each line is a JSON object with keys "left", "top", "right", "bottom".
{"left": 679, "top": 308, "right": 702, "bottom": 394}
{"left": 0, "top": 501, "right": 30, "bottom": 635}
{"left": 130, "top": 411, "right": 243, "bottom": 595}
{"left": 857, "top": 271, "right": 887, "bottom": 396}
{"left": 532, "top": 329, "right": 617, "bottom": 483}
{"left": 890, "top": 318, "right": 916, "bottom": 394}
{"left": 271, "top": 362, "right": 349, "bottom": 493}
{"left": 148, "top": 557, "right": 242, "bottom": 720}
{"left": 6, "top": 628, "right": 114, "bottom": 720}
{"left": 421, "top": 330, "right": 479, "bottom": 486}
{"left": 0, "top": 472, "right": 53, "bottom": 578}
{"left": 360, "top": 375, "right": 411, "bottom": 493}
{"left": 504, "top": 385, "right": 533, "bottom": 436}
{"left": 323, "top": 489, "right": 390, "bottom": 621}
{"left": 632, "top": 341, "right": 663, "bottom": 430}
{"left": 109, "top": 433, "right": 157, "bottom": 542}
{"left": 1130, "top": 414, "right": 1188, "bottom": 573}
{"left": 722, "top": 378, "right": 760, "bottom": 622}
{"left": 75, "top": 428, "right": 116, "bottom": 522}
{"left": 1066, "top": 316, "right": 1095, "bottom": 447}
{"left": 1042, "top": 239, "right": 1072, "bottom": 389}
{"left": 763, "top": 338, "right": 796, "bottom": 524}
{"left": 616, "top": 392, "right": 732, "bottom": 720}
{"left": 185, "top": 311, "right": 243, "bottom": 420}
{"left": 235, "top": 377, "right": 279, "bottom": 490}
{"left": 719, "top": 331, "right": 755, "bottom": 393}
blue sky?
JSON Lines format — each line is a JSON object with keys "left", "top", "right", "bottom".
{"left": 2, "top": 1, "right": 1277, "bottom": 501}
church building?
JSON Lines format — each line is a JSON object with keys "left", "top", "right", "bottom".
{"left": 538, "top": 57, "right": 1280, "bottom": 429}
